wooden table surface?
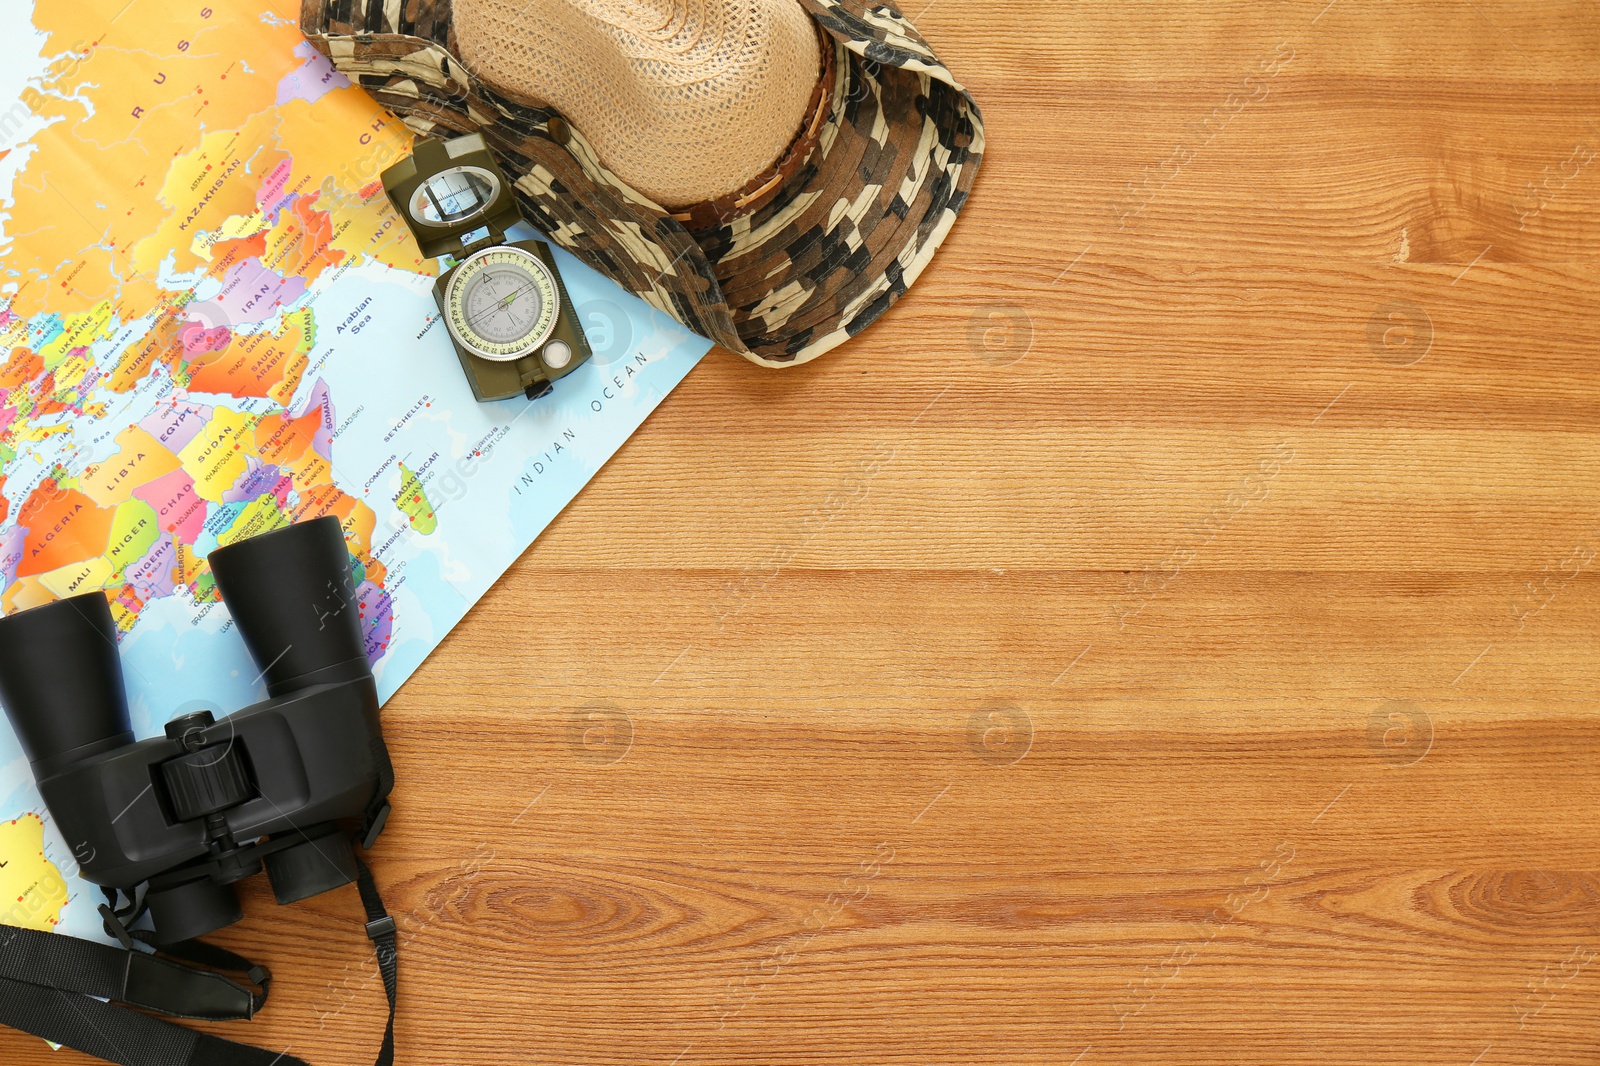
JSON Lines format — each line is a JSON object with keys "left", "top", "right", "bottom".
{"left": 15, "top": 1, "right": 1600, "bottom": 1063}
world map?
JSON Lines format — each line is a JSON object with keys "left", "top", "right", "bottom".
{"left": 0, "top": 1, "right": 710, "bottom": 943}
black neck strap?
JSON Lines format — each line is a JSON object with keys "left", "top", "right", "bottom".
{"left": 0, "top": 852, "right": 397, "bottom": 1066}
{"left": 354, "top": 853, "right": 398, "bottom": 1066}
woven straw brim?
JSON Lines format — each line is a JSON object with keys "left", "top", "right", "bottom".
{"left": 300, "top": 0, "right": 985, "bottom": 367}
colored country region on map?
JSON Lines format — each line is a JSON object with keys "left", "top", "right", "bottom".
{"left": 15, "top": 480, "right": 116, "bottom": 578}
{"left": 46, "top": 353, "right": 99, "bottom": 408}
{"left": 276, "top": 39, "right": 350, "bottom": 107}
{"left": 257, "top": 158, "right": 296, "bottom": 224}
{"left": 2, "top": 572, "right": 56, "bottom": 613}
{"left": 0, "top": 814, "right": 68, "bottom": 931}
{"left": 216, "top": 493, "right": 289, "bottom": 550}
{"left": 193, "top": 499, "right": 247, "bottom": 560}
{"left": 356, "top": 579, "right": 393, "bottom": 663}
{"left": 176, "top": 406, "right": 257, "bottom": 503}
{"left": 103, "top": 313, "right": 182, "bottom": 394}
{"left": 140, "top": 400, "right": 214, "bottom": 454}
{"left": 21, "top": 490, "right": 155, "bottom": 601}
{"left": 259, "top": 190, "right": 347, "bottom": 287}
{"left": 37, "top": 552, "right": 116, "bottom": 600}
{"left": 79, "top": 425, "right": 183, "bottom": 507}
{"left": 0, "top": 341, "right": 102, "bottom": 426}
{"left": 291, "top": 481, "right": 369, "bottom": 542}
{"left": 38, "top": 301, "right": 114, "bottom": 372}
{"left": 264, "top": 111, "right": 420, "bottom": 275}
{"left": 133, "top": 467, "right": 206, "bottom": 542}
{"left": 106, "top": 498, "right": 160, "bottom": 574}
{"left": 125, "top": 532, "right": 178, "bottom": 598}
{"left": 191, "top": 214, "right": 269, "bottom": 265}
{"left": 180, "top": 323, "right": 232, "bottom": 356}
{"left": 223, "top": 458, "right": 289, "bottom": 506}
{"left": 192, "top": 492, "right": 289, "bottom": 560}
{"left": 255, "top": 398, "right": 326, "bottom": 468}
{"left": 299, "top": 378, "right": 336, "bottom": 459}
{"left": 186, "top": 102, "right": 416, "bottom": 277}
{"left": 109, "top": 582, "right": 152, "bottom": 633}
{"left": 394, "top": 462, "right": 437, "bottom": 534}
{"left": 0, "top": 527, "right": 26, "bottom": 602}
{"left": 184, "top": 308, "right": 312, "bottom": 403}
{"left": 137, "top": 108, "right": 289, "bottom": 280}
{"left": 193, "top": 256, "right": 307, "bottom": 328}
{"left": 222, "top": 489, "right": 288, "bottom": 544}
{"left": 283, "top": 446, "right": 334, "bottom": 501}
{"left": 0, "top": 347, "right": 37, "bottom": 393}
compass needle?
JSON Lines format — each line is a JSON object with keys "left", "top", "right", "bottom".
{"left": 446, "top": 248, "right": 560, "bottom": 358}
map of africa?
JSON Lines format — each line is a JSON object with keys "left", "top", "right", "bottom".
{"left": 0, "top": 1, "right": 710, "bottom": 943}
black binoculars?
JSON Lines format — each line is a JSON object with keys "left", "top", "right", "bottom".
{"left": 0, "top": 516, "right": 393, "bottom": 944}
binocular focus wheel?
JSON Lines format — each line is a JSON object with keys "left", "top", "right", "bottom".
{"left": 161, "top": 743, "right": 253, "bottom": 822}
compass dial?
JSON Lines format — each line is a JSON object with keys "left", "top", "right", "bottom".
{"left": 443, "top": 247, "right": 560, "bottom": 362}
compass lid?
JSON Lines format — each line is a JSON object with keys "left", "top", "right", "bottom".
{"left": 381, "top": 133, "right": 526, "bottom": 261}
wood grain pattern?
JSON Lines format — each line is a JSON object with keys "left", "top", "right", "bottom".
{"left": 9, "top": 0, "right": 1600, "bottom": 1062}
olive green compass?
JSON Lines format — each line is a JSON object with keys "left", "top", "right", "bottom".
{"left": 381, "top": 133, "right": 591, "bottom": 401}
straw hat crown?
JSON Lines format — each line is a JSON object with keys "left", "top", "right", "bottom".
{"left": 454, "top": 0, "right": 823, "bottom": 208}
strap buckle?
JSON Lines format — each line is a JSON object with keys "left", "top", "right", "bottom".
{"left": 365, "top": 915, "right": 397, "bottom": 941}
{"left": 360, "top": 800, "right": 392, "bottom": 850}
{"left": 97, "top": 903, "right": 137, "bottom": 951}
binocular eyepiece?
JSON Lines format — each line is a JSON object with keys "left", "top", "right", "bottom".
{"left": 0, "top": 516, "right": 393, "bottom": 943}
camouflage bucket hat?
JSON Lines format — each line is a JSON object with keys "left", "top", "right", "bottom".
{"left": 300, "top": 0, "right": 985, "bottom": 366}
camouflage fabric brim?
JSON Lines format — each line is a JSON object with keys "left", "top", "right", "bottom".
{"left": 300, "top": 0, "right": 985, "bottom": 367}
